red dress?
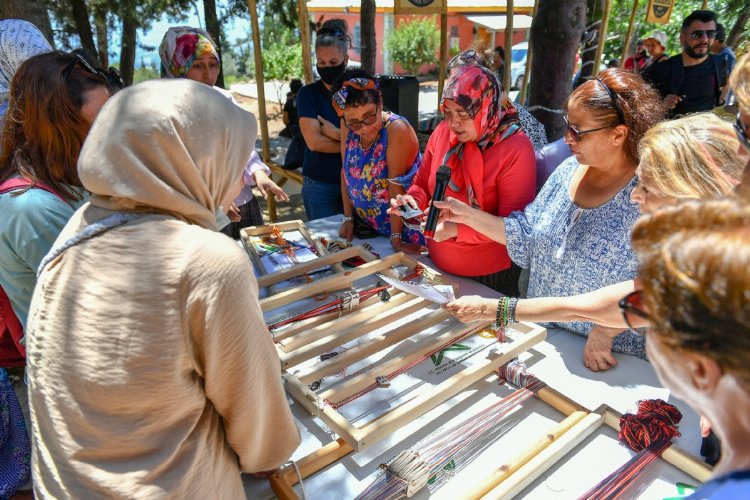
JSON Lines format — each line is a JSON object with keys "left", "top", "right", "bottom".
{"left": 407, "top": 121, "right": 536, "bottom": 277}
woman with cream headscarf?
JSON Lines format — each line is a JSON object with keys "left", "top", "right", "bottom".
{"left": 159, "top": 26, "right": 289, "bottom": 238}
{"left": 26, "top": 79, "right": 300, "bottom": 497}
{"left": 391, "top": 50, "right": 537, "bottom": 297}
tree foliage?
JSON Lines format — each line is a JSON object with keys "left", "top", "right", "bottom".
{"left": 385, "top": 17, "right": 439, "bottom": 75}
{"left": 603, "top": 0, "right": 749, "bottom": 63}
{"left": 262, "top": 27, "right": 303, "bottom": 113}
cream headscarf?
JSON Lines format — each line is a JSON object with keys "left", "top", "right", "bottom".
{"left": 77, "top": 79, "right": 256, "bottom": 230}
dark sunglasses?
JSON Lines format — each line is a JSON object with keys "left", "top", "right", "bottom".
{"left": 689, "top": 29, "right": 717, "bottom": 40}
{"left": 735, "top": 112, "right": 750, "bottom": 153}
{"left": 345, "top": 112, "right": 378, "bottom": 131}
{"left": 618, "top": 290, "right": 651, "bottom": 333}
{"left": 563, "top": 115, "right": 613, "bottom": 143}
{"left": 64, "top": 52, "right": 125, "bottom": 90}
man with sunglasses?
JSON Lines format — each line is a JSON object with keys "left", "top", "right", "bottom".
{"left": 643, "top": 10, "right": 728, "bottom": 118}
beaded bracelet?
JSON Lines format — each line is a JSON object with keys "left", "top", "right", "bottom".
{"left": 508, "top": 297, "right": 519, "bottom": 324}
{"left": 495, "top": 296, "right": 510, "bottom": 326}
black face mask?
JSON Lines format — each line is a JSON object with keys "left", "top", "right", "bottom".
{"left": 317, "top": 61, "right": 347, "bottom": 85}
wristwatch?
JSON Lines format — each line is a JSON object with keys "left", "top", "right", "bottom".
{"left": 341, "top": 215, "right": 353, "bottom": 223}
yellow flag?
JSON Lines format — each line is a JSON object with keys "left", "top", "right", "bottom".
{"left": 646, "top": 0, "right": 675, "bottom": 24}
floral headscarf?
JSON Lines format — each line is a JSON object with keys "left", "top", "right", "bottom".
{"left": 439, "top": 53, "right": 522, "bottom": 211}
{"left": 159, "top": 26, "right": 220, "bottom": 79}
{"left": 331, "top": 77, "right": 380, "bottom": 117}
{"left": 441, "top": 55, "right": 520, "bottom": 151}
{"left": 0, "top": 19, "right": 53, "bottom": 102}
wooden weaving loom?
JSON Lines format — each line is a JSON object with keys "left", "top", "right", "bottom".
{"left": 351, "top": 358, "right": 713, "bottom": 500}
{"left": 262, "top": 252, "right": 547, "bottom": 499}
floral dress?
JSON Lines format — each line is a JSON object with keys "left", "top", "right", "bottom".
{"left": 343, "top": 113, "right": 424, "bottom": 245}
{"left": 0, "top": 368, "right": 31, "bottom": 497}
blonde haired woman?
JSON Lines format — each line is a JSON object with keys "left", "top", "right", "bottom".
{"left": 631, "top": 113, "right": 743, "bottom": 211}
{"left": 445, "top": 112, "right": 744, "bottom": 371}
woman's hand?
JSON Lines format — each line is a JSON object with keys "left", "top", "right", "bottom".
{"left": 444, "top": 295, "right": 496, "bottom": 323}
{"left": 432, "top": 197, "right": 479, "bottom": 226}
{"left": 388, "top": 193, "right": 420, "bottom": 214}
{"left": 700, "top": 415, "right": 712, "bottom": 438}
{"left": 339, "top": 220, "right": 354, "bottom": 241}
{"left": 253, "top": 170, "right": 290, "bottom": 201}
{"left": 391, "top": 238, "right": 424, "bottom": 255}
{"left": 227, "top": 202, "right": 241, "bottom": 222}
{"left": 431, "top": 221, "right": 457, "bottom": 242}
{"left": 583, "top": 325, "right": 622, "bottom": 372}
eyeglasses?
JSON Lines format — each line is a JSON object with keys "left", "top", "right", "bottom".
{"left": 735, "top": 112, "right": 750, "bottom": 153}
{"left": 689, "top": 29, "right": 717, "bottom": 40}
{"left": 345, "top": 111, "right": 378, "bottom": 131}
{"left": 64, "top": 52, "right": 124, "bottom": 90}
{"left": 596, "top": 79, "right": 625, "bottom": 124}
{"left": 563, "top": 115, "right": 613, "bottom": 143}
{"left": 618, "top": 290, "right": 651, "bottom": 333}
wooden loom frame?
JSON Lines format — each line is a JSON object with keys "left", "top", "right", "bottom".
{"left": 270, "top": 359, "right": 712, "bottom": 500}
{"left": 240, "top": 219, "right": 365, "bottom": 297}
{"left": 466, "top": 377, "right": 713, "bottom": 500}
{"left": 264, "top": 253, "right": 546, "bottom": 498}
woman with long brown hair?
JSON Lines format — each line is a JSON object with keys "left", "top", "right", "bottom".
{"left": 0, "top": 51, "right": 110, "bottom": 328}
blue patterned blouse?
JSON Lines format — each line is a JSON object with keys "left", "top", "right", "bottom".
{"left": 504, "top": 156, "right": 645, "bottom": 359}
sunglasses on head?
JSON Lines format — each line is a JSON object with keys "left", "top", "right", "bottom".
{"left": 735, "top": 112, "right": 750, "bottom": 153}
{"left": 618, "top": 290, "right": 651, "bottom": 333}
{"left": 689, "top": 29, "right": 717, "bottom": 40}
{"left": 64, "top": 52, "right": 125, "bottom": 90}
{"left": 345, "top": 111, "right": 378, "bottom": 131}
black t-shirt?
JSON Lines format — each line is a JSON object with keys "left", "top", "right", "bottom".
{"left": 644, "top": 55, "right": 726, "bottom": 117}
{"left": 296, "top": 81, "right": 342, "bottom": 185}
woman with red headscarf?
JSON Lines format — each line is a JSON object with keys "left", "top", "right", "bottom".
{"left": 392, "top": 50, "right": 536, "bottom": 296}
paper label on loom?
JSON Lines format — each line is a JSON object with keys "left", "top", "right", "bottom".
{"left": 376, "top": 273, "right": 456, "bottom": 304}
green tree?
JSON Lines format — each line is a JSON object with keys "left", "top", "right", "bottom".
{"left": 386, "top": 17, "right": 439, "bottom": 75}
{"left": 263, "top": 28, "right": 303, "bottom": 114}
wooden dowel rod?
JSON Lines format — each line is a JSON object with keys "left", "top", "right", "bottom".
{"left": 479, "top": 407, "right": 607, "bottom": 500}
{"left": 466, "top": 410, "right": 589, "bottom": 498}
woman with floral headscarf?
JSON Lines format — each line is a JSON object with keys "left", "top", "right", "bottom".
{"left": 391, "top": 51, "right": 536, "bottom": 296}
{"left": 331, "top": 69, "right": 424, "bottom": 253}
{"left": 159, "top": 26, "right": 288, "bottom": 238}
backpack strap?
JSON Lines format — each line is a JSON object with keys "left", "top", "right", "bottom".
{"left": 669, "top": 55, "right": 684, "bottom": 96}
{"left": 0, "top": 178, "right": 67, "bottom": 204}
{"left": 709, "top": 54, "right": 722, "bottom": 105}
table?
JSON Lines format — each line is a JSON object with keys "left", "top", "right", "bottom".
{"left": 243, "top": 217, "right": 706, "bottom": 499}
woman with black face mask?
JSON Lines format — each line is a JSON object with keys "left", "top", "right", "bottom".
{"left": 297, "top": 19, "right": 351, "bottom": 220}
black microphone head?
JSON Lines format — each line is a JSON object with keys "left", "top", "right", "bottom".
{"left": 436, "top": 165, "right": 451, "bottom": 181}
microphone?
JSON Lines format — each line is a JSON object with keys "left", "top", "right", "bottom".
{"left": 423, "top": 165, "right": 451, "bottom": 239}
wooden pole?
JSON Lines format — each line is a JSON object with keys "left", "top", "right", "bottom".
{"left": 437, "top": 0, "right": 449, "bottom": 107}
{"left": 593, "top": 0, "right": 612, "bottom": 77}
{"left": 247, "top": 0, "right": 277, "bottom": 219}
{"left": 298, "top": 0, "right": 314, "bottom": 83}
{"left": 702, "top": 0, "right": 708, "bottom": 8}
{"left": 518, "top": 0, "right": 537, "bottom": 105}
{"left": 620, "top": 0, "right": 639, "bottom": 68}
{"left": 502, "top": 0, "right": 514, "bottom": 92}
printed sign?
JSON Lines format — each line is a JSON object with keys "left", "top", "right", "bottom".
{"left": 394, "top": 0, "right": 445, "bottom": 15}
{"left": 646, "top": 0, "right": 675, "bottom": 24}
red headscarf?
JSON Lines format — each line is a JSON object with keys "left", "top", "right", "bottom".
{"left": 439, "top": 56, "right": 521, "bottom": 210}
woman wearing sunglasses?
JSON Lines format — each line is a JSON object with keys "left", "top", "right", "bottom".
{"left": 332, "top": 69, "right": 424, "bottom": 253}
{"left": 435, "top": 68, "right": 665, "bottom": 367}
{"left": 391, "top": 50, "right": 537, "bottom": 296}
{"left": 159, "top": 26, "right": 288, "bottom": 238}
{"left": 444, "top": 110, "right": 744, "bottom": 372}
{"left": 628, "top": 198, "right": 750, "bottom": 498}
